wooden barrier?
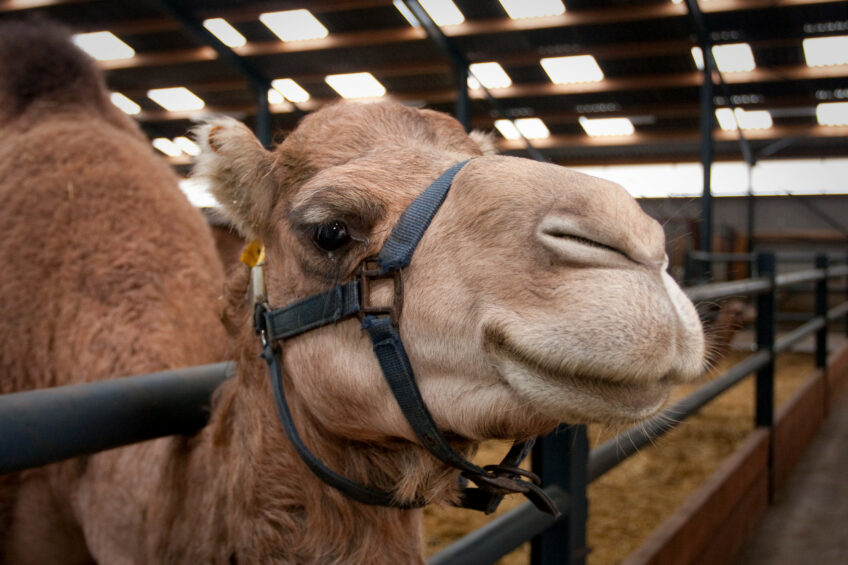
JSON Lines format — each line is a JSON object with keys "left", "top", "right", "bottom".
{"left": 826, "top": 341, "right": 848, "bottom": 410}
{"left": 773, "top": 370, "right": 825, "bottom": 490}
{"left": 622, "top": 341, "right": 848, "bottom": 565}
{"left": 620, "top": 430, "right": 769, "bottom": 565}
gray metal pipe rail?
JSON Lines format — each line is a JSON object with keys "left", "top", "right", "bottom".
{"left": 690, "top": 252, "right": 848, "bottom": 264}
{"left": 775, "top": 268, "right": 826, "bottom": 287}
{"left": 427, "top": 486, "right": 569, "bottom": 565}
{"left": 684, "top": 278, "right": 771, "bottom": 302}
{"left": 0, "top": 362, "right": 233, "bottom": 474}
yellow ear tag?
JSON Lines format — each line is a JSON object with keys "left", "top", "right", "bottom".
{"left": 241, "top": 241, "right": 266, "bottom": 268}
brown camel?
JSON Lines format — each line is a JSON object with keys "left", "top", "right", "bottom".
{"left": 0, "top": 20, "right": 229, "bottom": 564}
{"left": 0, "top": 19, "right": 705, "bottom": 565}
{"left": 180, "top": 100, "right": 705, "bottom": 563}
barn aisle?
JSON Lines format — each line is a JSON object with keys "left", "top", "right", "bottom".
{"left": 733, "top": 385, "right": 848, "bottom": 565}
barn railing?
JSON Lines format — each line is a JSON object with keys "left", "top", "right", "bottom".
{"left": 1, "top": 252, "right": 846, "bottom": 565}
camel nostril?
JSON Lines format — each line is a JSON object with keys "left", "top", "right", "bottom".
{"left": 537, "top": 218, "right": 631, "bottom": 265}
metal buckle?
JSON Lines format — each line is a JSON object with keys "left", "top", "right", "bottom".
{"left": 357, "top": 257, "right": 404, "bottom": 327}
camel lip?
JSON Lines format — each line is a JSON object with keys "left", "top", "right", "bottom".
{"left": 483, "top": 327, "right": 672, "bottom": 420}
{"left": 497, "top": 354, "right": 671, "bottom": 422}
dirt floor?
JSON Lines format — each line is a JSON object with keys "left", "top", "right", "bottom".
{"left": 423, "top": 351, "right": 816, "bottom": 565}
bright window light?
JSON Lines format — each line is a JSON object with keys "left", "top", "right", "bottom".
{"left": 803, "top": 36, "right": 848, "bottom": 67}
{"left": 325, "top": 72, "right": 386, "bottom": 99}
{"left": 691, "top": 46, "right": 705, "bottom": 71}
{"left": 173, "top": 136, "right": 201, "bottom": 156}
{"left": 540, "top": 55, "right": 604, "bottom": 84}
{"left": 499, "top": 0, "right": 564, "bottom": 19}
{"left": 267, "top": 88, "right": 285, "bottom": 104}
{"left": 468, "top": 62, "right": 512, "bottom": 89}
{"left": 418, "top": 0, "right": 465, "bottom": 26}
{"left": 260, "top": 9, "right": 329, "bottom": 42}
{"left": 271, "top": 78, "right": 311, "bottom": 103}
{"left": 579, "top": 116, "right": 635, "bottom": 137}
{"left": 110, "top": 92, "right": 140, "bottom": 115}
{"left": 494, "top": 118, "right": 550, "bottom": 139}
{"left": 72, "top": 31, "right": 135, "bottom": 61}
{"left": 147, "top": 87, "right": 205, "bottom": 112}
{"left": 152, "top": 138, "right": 182, "bottom": 157}
{"left": 817, "top": 102, "right": 848, "bottom": 126}
{"left": 715, "top": 107, "right": 773, "bottom": 131}
{"left": 515, "top": 117, "right": 550, "bottom": 139}
{"left": 393, "top": 0, "right": 421, "bottom": 27}
{"left": 494, "top": 119, "right": 521, "bottom": 140}
{"left": 202, "top": 18, "right": 246, "bottom": 48}
{"left": 712, "top": 43, "right": 756, "bottom": 73}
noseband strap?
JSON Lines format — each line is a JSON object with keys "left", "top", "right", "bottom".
{"left": 255, "top": 160, "right": 559, "bottom": 517}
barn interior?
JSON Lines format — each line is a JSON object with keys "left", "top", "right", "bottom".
{"left": 1, "top": 1, "right": 847, "bottom": 565}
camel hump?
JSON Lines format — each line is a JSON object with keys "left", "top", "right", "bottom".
{"left": 0, "top": 18, "right": 107, "bottom": 119}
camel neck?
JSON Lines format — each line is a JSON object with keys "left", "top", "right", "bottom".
{"left": 177, "top": 371, "right": 440, "bottom": 564}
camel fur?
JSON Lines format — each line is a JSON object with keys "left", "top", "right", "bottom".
{"left": 0, "top": 20, "right": 229, "bottom": 564}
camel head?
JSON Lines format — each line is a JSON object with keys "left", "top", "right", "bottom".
{"left": 194, "top": 101, "right": 705, "bottom": 449}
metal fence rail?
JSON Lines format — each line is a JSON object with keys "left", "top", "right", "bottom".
{"left": 0, "top": 362, "right": 233, "bottom": 474}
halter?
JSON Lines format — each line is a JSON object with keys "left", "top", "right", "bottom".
{"left": 250, "top": 160, "right": 559, "bottom": 516}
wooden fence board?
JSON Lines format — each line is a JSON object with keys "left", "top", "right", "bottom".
{"left": 620, "top": 429, "right": 769, "bottom": 565}
{"left": 773, "top": 370, "right": 825, "bottom": 490}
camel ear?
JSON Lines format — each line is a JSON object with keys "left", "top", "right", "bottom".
{"left": 469, "top": 130, "right": 498, "bottom": 155}
{"left": 193, "top": 117, "right": 277, "bottom": 239}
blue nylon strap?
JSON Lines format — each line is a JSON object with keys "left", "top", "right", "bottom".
{"left": 264, "top": 281, "right": 361, "bottom": 342}
{"left": 262, "top": 343, "right": 425, "bottom": 509}
{"left": 362, "top": 315, "right": 487, "bottom": 476}
{"left": 376, "top": 160, "right": 469, "bottom": 273}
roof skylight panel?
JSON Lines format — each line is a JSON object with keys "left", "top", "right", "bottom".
{"left": 418, "top": 0, "right": 465, "bottom": 26}
{"left": 494, "top": 118, "right": 550, "bottom": 140}
{"left": 711, "top": 43, "right": 757, "bottom": 73}
{"left": 578, "top": 117, "right": 636, "bottom": 137}
{"left": 259, "top": 9, "right": 329, "bottom": 42}
{"left": 467, "top": 62, "right": 512, "bottom": 89}
{"left": 499, "top": 0, "right": 565, "bottom": 19}
{"left": 325, "top": 73, "right": 387, "bottom": 99}
{"left": 271, "top": 78, "right": 311, "bottom": 103}
{"left": 72, "top": 31, "right": 135, "bottom": 61}
{"left": 816, "top": 102, "right": 848, "bottom": 126}
{"left": 540, "top": 55, "right": 605, "bottom": 84}
{"left": 803, "top": 36, "right": 848, "bottom": 67}
{"left": 715, "top": 108, "right": 773, "bottom": 131}
{"left": 110, "top": 92, "right": 141, "bottom": 115}
{"left": 202, "top": 18, "right": 247, "bottom": 48}
{"left": 147, "top": 87, "right": 206, "bottom": 112}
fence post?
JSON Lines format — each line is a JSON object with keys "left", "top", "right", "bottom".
{"left": 531, "top": 424, "right": 588, "bottom": 565}
{"left": 755, "top": 252, "right": 776, "bottom": 499}
{"left": 754, "top": 252, "right": 776, "bottom": 429}
{"left": 844, "top": 253, "right": 848, "bottom": 337}
{"left": 815, "top": 254, "right": 829, "bottom": 369}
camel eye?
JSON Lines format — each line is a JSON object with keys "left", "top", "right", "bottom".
{"left": 312, "top": 220, "right": 351, "bottom": 252}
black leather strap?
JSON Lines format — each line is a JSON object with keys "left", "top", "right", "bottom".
{"left": 362, "top": 315, "right": 486, "bottom": 476}
{"left": 260, "top": 281, "right": 361, "bottom": 342}
{"left": 262, "top": 342, "right": 426, "bottom": 509}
